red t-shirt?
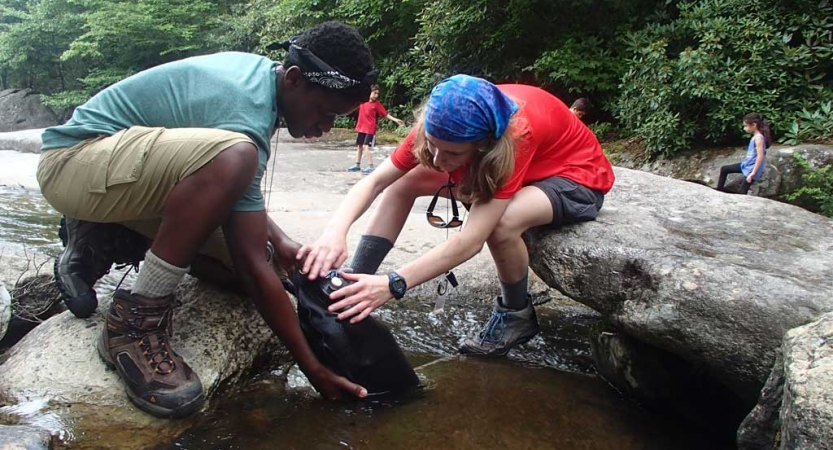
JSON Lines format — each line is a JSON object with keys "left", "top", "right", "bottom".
{"left": 390, "top": 84, "right": 615, "bottom": 199}
{"left": 355, "top": 101, "right": 388, "bottom": 135}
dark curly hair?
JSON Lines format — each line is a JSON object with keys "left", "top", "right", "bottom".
{"left": 288, "top": 21, "right": 375, "bottom": 103}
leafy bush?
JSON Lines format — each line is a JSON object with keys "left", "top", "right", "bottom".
{"left": 527, "top": 37, "right": 626, "bottom": 109}
{"left": 784, "top": 154, "right": 833, "bottom": 217}
{"left": 333, "top": 115, "right": 355, "bottom": 130}
{"left": 615, "top": 0, "right": 833, "bottom": 157}
{"left": 586, "top": 121, "right": 623, "bottom": 142}
{"left": 780, "top": 102, "right": 833, "bottom": 145}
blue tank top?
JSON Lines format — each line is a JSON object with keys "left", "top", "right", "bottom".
{"left": 740, "top": 133, "right": 766, "bottom": 180}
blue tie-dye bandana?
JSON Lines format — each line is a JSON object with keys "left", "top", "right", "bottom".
{"left": 424, "top": 75, "right": 519, "bottom": 143}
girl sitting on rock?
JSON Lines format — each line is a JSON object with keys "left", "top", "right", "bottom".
{"left": 717, "top": 113, "right": 773, "bottom": 194}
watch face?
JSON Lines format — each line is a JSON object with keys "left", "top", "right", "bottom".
{"left": 389, "top": 273, "right": 406, "bottom": 298}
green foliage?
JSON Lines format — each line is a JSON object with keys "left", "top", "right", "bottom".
{"left": 59, "top": 0, "right": 226, "bottom": 95}
{"left": 615, "top": 0, "right": 833, "bottom": 157}
{"left": 333, "top": 115, "right": 355, "bottom": 129}
{"left": 1, "top": 0, "right": 243, "bottom": 104}
{"left": 528, "top": 37, "right": 625, "bottom": 105}
{"left": 41, "top": 68, "right": 132, "bottom": 108}
{"left": 780, "top": 102, "right": 833, "bottom": 145}
{"left": 2, "top": 0, "right": 831, "bottom": 159}
{"left": 587, "top": 121, "right": 622, "bottom": 142}
{"left": 0, "top": 0, "right": 85, "bottom": 92}
{"left": 784, "top": 154, "right": 833, "bottom": 217}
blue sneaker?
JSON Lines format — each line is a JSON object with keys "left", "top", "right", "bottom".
{"left": 361, "top": 166, "right": 375, "bottom": 175}
{"left": 459, "top": 296, "right": 539, "bottom": 356}
{"left": 346, "top": 164, "right": 361, "bottom": 172}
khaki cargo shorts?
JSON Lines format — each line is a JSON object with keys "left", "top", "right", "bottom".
{"left": 37, "top": 126, "right": 252, "bottom": 268}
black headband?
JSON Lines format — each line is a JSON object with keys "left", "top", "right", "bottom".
{"left": 275, "top": 39, "right": 378, "bottom": 90}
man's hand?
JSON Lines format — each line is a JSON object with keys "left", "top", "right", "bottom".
{"left": 304, "top": 364, "right": 368, "bottom": 400}
{"left": 272, "top": 235, "right": 302, "bottom": 272}
{"left": 266, "top": 216, "right": 303, "bottom": 272}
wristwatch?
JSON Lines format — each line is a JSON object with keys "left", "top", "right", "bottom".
{"left": 388, "top": 272, "right": 407, "bottom": 300}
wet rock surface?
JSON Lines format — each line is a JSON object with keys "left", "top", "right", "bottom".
{"left": 0, "top": 276, "right": 289, "bottom": 446}
{"left": 591, "top": 327, "right": 749, "bottom": 442}
{"left": 0, "top": 423, "right": 52, "bottom": 449}
{"left": 738, "top": 311, "right": 833, "bottom": 450}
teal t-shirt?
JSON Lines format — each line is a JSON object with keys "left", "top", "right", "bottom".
{"left": 41, "top": 52, "right": 279, "bottom": 212}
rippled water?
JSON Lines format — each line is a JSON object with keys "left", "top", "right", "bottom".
{"left": 0, "top": 187, "right": 731, "bottom": 450}
{"left": 158, "top": 357, "right": 727, "bottom": 450}
{"left": 0, "top": 187, "right": 62, "bottom": 250}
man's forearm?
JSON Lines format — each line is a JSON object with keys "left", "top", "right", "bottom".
{"left": 240, "top": 257, "right": 321, "bottom": 371}
{"left": 267, "top": 215, "right": 290, "bottom": 244}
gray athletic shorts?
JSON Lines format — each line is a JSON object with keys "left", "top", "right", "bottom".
{"left": 531, "top": 176, "right": 605, "bottom": 227}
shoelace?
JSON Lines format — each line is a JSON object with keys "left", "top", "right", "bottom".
{"left": 131, "top": 306, "right": 176, "bottom": 374}
{"left": 139, "top": 332, "right": 176, "bottom": 375}
{"left": 478, "top": 310, "right": 507, "bottom": 345}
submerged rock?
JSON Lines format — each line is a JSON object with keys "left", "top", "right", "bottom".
{"left": 526, "top": 167, "right": 833, "bottom": 403}
{"left": 591, "top": 327, "right": 748, "bottom": 443}
{"left": 0, "top": 424, "right": 51, "bottom": 449}
{"left": 738, "top": 312, "right": 833, "bottom": 449}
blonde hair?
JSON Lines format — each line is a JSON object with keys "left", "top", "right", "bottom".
{"left": 412, "top": 104, "right": 522, "bottom": 203}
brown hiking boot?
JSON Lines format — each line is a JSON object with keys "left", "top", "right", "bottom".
{"left": 98, "top": 289, "right": 204, "bottom": 418}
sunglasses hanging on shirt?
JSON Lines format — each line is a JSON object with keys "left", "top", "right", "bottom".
{"left": 427, "top": 175, "right": 465, "bottom": 312}
{"left": 426, "top": 175, "right": 464, "bottom": 229}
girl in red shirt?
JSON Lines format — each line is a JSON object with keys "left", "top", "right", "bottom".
{"left": 298, "top": 75, "right": 614, "bottom": 356}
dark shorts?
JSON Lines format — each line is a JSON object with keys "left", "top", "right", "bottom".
{"left": 356, "top": 132, "right": 376, "bottom": 147}
{"left": 531, "top": 176, "right": 605, "bottom": 227}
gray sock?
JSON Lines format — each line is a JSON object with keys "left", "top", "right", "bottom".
{"left": 499, "top": 271, "right": 529, "bottom": 310}
{"left": 131, "top": 250, "right": 189, "bottom": 298}
{"left": 349, "top": 235, "right": 394, "bottom": 275}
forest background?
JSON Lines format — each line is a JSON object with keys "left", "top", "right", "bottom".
{"left": 1, "top": 0, "right": 831, "bottom": 157}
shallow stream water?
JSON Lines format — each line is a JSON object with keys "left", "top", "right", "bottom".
{"left": 0, "top": 182, "right": 731, "bottom": 449}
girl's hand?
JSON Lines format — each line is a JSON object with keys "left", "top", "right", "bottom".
{"left": 395, "top": 118, "right": 405, "bottom": 127}
{"left": 746, "top": 174, "right": 754, "bottom": 184}
{"left": 296, "top": 230, "right": 348, "bottom": 280}
{"left": 327, "top": 272, "right": 392, "bottom": 323}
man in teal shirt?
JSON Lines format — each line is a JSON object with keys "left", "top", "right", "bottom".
{"left": 37, "top": 21, "right": 376, "bottom": 418}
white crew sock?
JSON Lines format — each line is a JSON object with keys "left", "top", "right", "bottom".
{"left": 131, "top": 250, "right": 189, "bottom": 298}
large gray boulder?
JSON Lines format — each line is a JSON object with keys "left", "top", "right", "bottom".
{"left": 738, "top": 312, "right": 833, "bottom": 450}
{"left": 0, "top": 90, "right": 59, "bottom": 132}
{"left": 0, "top": 276, "right": 288, "bottom": 449}
{"left": 526, "top": 167, "right": 833, "bottom": 403}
